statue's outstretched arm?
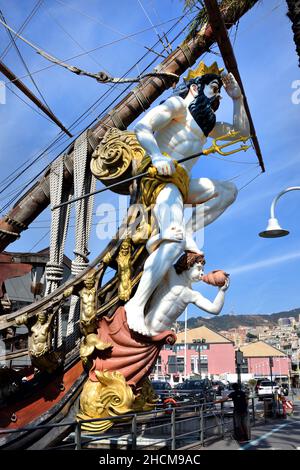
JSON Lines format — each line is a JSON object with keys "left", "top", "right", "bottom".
{"left": 189, "top": 287, "right": 226, "bottom": 315}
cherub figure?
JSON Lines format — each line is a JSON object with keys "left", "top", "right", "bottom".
{"left": 129, "top": 251, "right": 229, "bottom": 336}
{"left": 16, "top": 303, "right": 62, "bottom": 373}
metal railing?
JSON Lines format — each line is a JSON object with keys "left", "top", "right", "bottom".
{"left": 0, "top": 397, "right": 259, "bottom": 450}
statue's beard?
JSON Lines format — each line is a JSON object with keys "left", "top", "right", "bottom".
{"left": 188, "top": 92, "right": 218, "bottom": 137}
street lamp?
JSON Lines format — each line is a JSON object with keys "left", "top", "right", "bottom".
{"left": 259, "top": 187, "right": 300, "bottom": 238}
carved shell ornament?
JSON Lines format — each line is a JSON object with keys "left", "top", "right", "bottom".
{"left": 91, "top": 128, "right": 146, "bottom": 195}
{"left": 202, "top": 270, "right": 229, "bottom": 287}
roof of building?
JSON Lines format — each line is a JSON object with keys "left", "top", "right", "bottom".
{"left": 5, "top": 272, "right": 35, "bottom": 303}
{"left": 3, "top": 248, "right": 71, "bottom": 268}
{"left": 3, "top": 248, "right": 72, "bottom": 304}
{"left": 240, "top": 340, "right": 286, "bottom": 357}
{"left": 176, "top": 325, "right": 232, "bottom": 344}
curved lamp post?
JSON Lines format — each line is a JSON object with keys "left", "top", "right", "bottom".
{"left": 259, "top": 187, "right": 300, "bottom": 238}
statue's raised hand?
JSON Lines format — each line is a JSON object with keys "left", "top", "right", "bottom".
{"left": 220, "top": 276, "right": 230, "bottom": 292}
{"left": 222, "top": 72, "right": 242, "bottom": 100}
{"left": 152, "top": 154, "right": 175, "bottom": 176}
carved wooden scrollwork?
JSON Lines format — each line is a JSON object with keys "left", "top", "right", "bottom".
{"left": 90, "top": 128, "right": 146, "bottom": 195}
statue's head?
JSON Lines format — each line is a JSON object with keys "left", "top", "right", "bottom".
{"left": 174, "top": 251, "right": 205, "bottom": 282}
{"left": 120, "top": 239, "right": 131, "bottom": 255}
{"left": 38, "top": 311, "right": 47, "bottom": 324}
{"left": 84, "top": 271, "right": 96, "bottom": 288}
{"left": 174, "top": 61, "right": 223, "bottom": 136}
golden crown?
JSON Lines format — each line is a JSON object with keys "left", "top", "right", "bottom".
{"left": 184, "top": 61, "right": 224, "bottom": 81}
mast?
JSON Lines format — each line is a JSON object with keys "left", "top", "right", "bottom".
{"left": 203, "top": 0, "right": 265, "bottom": 173}
{"left": 0, "top": 0, "right": 260, "bottom": 252}
{"left": 0, "top": 60, "right": 72, "bottom": 136}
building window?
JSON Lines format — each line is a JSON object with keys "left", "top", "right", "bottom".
{"left": 154, "top": 356, "right": 162, "bottom": 374}
{"left": 177, "top": 357, "right": 185, "bottom": 373}
{"left": 199, "top": 355, "right": 208, "bottom": 375}
{"left": 167, "top": 356, "right": 186, "bottom": 374}
{"left": 168, "top": 355, "right": 177, "bottom": 374}
{"left": 191, "top": 356, "right": 197, "bottom": 372}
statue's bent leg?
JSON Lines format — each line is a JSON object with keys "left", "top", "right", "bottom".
{"left": 125, "top": 184, "right": 185, "bottom": 334}
{"left": 185, "top": 178, "right": 237, "bottom": 251}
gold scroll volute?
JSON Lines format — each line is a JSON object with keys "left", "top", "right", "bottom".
{"left": 91, "top": 128, "right": 146, "bottom": 195}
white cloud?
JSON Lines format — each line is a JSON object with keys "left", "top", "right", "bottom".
{"left": 227, "top": 251, "right": 300, "bottom": 276}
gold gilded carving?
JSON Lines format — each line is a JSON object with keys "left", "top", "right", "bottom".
{"left": 133, "top": 378, "right": 159, "bottom": 412}
{"left": 77, "top": 370, "right": 135, "bottom": 433}
{"left": 185, "top": 60, "right": 224, "bottom": 81}
{"left": 80, "top": 333, "right": 112, "bottom": 368}
{"left": 116, "top": 239, "right": 132, "bottom": 301}
{"left": 16, "top": 306, "right": 62, "bottom": 373}
{"left": 91, "top": 128, "right": 146, "bottom": 194}
{"left": 103, "top": 251, "right": 112, "bottom": 265}
{"left": 63, "top": 286, "right": 74, "bottom": 299}
{"left": 139, "top": 155, "right": 190, "bottom": 208}
{"left": 79, "top": 270, "right": 98, "bottom": 337}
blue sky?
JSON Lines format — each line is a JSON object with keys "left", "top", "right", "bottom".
{"left": 0, "top": 0, "right": 299, "bottom": 318}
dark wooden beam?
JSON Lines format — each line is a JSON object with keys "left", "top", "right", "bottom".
{"left": 203, "top": 0, "right": 265, "bottom": 173}
{"left": 0, "top": 60, "right": 72, "bottom": 137}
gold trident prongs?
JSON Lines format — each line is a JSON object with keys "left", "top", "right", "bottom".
{"left": 203, "top": 131, "right": 251, "bottom": 157}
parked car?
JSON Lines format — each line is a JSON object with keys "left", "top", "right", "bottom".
{"left": 151, "top": 381, "right": 172, "bottom": 395}
{"left": 173, "top": 382, "right": 185, "bottom": 391}
{"left": 212, "top": 380, "right": 225, "bottom": 396}
{"left": 176, "top": 378, "right": 215, "bottom": 403}
{"left": 151, "top": 381, "right": 182, "bottom": 411}
{"left": 255, "top": 378, "right": 269, "bottom": 394}
{"left": 257, "top": 380, "right": 279, "bottom": 399}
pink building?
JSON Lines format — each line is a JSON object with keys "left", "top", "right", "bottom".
{"left": 240, "top": 341, "right": 291, "bottom": 378}
{"left": 153, "top": 326, "right": 236, "bottom": 383}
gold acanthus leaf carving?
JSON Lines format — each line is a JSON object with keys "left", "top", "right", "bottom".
{"left": 91, "top": 128, "right": 145, "bottom": 181}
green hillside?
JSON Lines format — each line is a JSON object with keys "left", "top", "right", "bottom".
{"left": 177, "top": 308, "right": 300, "bottom": 332}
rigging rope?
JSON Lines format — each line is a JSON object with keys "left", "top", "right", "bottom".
{"left": 45, "top": 156, "right": 71, "bottom": 295}
{"left": 66, "top": 131, "right": 96, "bottom": 351}
{"left": 5, "top": 84, "right": 54, "bottom": 123}
{"left": 0, "top": 8, "right": 51, "bottom": 110}
{"left": 45, "top": 7, "right": 111, "bottom": 77}
{"left": 0, "top": 12, "right": 191, "bottom": 213}
{"left": 0, "top": 14, "right": 178, "bottom": 85}
{"left": 0, "top": 14, "right": 192, "bottom": 86}
{"left": 0, "top": 11, "right": 190, "bottom": 201}
{"left": 0, "top": 0, "right": 43, "bottom": 60}
{"left": 45, "top": 156, "right": 72, "bottom": 347}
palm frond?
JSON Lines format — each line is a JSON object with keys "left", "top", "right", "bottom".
{"left": 182, "top": 0, "right": 260, "bottom": 41}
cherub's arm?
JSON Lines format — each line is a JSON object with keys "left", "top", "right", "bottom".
{"left": 188, "top": 281, "right": 228, "bottom": 315}
{"left": 15, "top": 314, "right": 28, "bottom": 326}
{"left": 210, "top": 73, "right": 250, "bottom": 140}
{"left": 134, "top": 96, "right": 184, "bottom": 175}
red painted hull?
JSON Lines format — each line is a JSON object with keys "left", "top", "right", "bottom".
{"left": 0, "top": 360, "right": 84, "bottom": 430}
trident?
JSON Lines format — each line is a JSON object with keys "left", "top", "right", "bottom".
{"left": 52, "top": 132, "right": 251, "bottom": 210}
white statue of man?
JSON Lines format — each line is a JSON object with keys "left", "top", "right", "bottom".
{"left": 125, "top": 62, "right": 249, "bottom": 334}
{"left": 143, "top": 251, "right": 228, "bottom": 336}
